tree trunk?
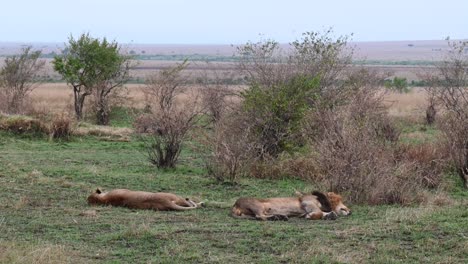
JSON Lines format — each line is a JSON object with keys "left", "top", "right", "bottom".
{"left": 462, "top": 144, "right": 468, "bottom": 189}
{"left": 426, "top": 104, "right": 436, "bottom": 125}
{"left": 95, "top": 98, "right": 110, "bottom": 125}
{"left": 74, "top": 90, "right": 87, "bottom": 121}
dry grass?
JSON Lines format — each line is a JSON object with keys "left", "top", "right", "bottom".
{"left": 0, "top": 243, "right": 80, "bottom": 264}
{"left": 30, "top": 83, "right": 146, "bottom": 113}
{"left": 30, "top": 83, "right": 429, "bottom": 121}
{"left": 384, "top": 88, "right": 428, "bottom": 118}
{"left": 74, "top": 124, "right": 133, "bottom": 141}
{"left": 29, "top": 83, "right": 244, "bottom": 115}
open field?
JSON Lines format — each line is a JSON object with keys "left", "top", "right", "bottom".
{"left": 0, "top": 131, "right": 467, "bottom": 263}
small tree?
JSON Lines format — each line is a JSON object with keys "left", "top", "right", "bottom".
{"left": 0, "top": 47, "right": 45, "bottom": 114}
{"left": 53, "top": 33, "right": 130, "bottom": 122}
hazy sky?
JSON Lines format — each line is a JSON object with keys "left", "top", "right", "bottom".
{"left": 1, "top": 0, "right": 466, "bottom": 44}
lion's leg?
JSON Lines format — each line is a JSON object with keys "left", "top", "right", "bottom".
{"left": 255, "top": 211, "right": 288, "bottom": 221}
{"left": 305, "top": 211, "right": 324, "bottom": 220}
{"left": 323, "top": 211, "right": 338, "bottom": 220}
{"left": 306, "top": 211, "right": 337, "bottom": 220}
{"left": 305, "top": 211, "right": 337, "bottom": 220}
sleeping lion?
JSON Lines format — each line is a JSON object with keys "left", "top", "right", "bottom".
{"left": 231, "top": 191, "right": 351, "bottom": 221}
{"left": 87, "top": 188, "right": 203, "bottom": 211}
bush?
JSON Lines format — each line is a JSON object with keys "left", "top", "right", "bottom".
{"left": 249, "top": 154, "right": 323, "bottom": 183}
{"left": 0, "top": 47, "right": 45, "bottom": 114}
{"left": 384, "top": 77, "right": 410, "bottom": 93}
{"left": 394, "top": 142, "right": 448, "bottom": 189}
{"left": 201, "top": 112, "right": 257, "bottom": 183}
{"left": 422, "top": 40, "right": 468, "bottom": 188}
{"left": 241, "top": 75, "right": 320, "bottom": 157}
{"left": 0, "top": 115, "right": 48, "bottom": 135}
{"left": 49, "top": 115, "right": 73, "bottom": 140}
{"left": 138, "top": 61, "right": 204, "bottom": 169}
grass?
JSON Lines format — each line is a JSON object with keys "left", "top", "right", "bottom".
{"left": 0, "top": 131, "right": 467, "bottom": 263}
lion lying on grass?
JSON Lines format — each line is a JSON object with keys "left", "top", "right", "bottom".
{"left": 231, "top": 191, "right": 351, "bottom": 221}
{"left": 87, "top": 188, "right": 203, "bottom": 211}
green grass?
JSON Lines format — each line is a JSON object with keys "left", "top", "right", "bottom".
{"left": 0, "top": 132, "right": 467, "bottom": 263}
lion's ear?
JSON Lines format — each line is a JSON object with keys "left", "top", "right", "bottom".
{"left": 96, "top": 188, "right": 102, "bottom": 194}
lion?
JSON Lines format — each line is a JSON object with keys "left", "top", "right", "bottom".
{"left": 87, "top": 188, "right": 204, "bottom": 211}
{"left": 231, "top": 191, "right": 351, "bottom": 221}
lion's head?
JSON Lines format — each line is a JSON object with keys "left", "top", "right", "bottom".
{"left": 87, "top": 188, "right": 104, "bottom": 205}
{"left": 327, "top": 192, "right": 351, "bottom": 216}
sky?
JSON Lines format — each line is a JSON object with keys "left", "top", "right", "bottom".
{"left": 0, "top": 0, "right": 466, "bottom": 44}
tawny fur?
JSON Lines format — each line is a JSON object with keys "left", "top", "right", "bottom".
{"left": 87, "top": 188, "right": 202, "bottom": 211}
{"left": 231, "top": 191, "right": 351, "bottom": 221}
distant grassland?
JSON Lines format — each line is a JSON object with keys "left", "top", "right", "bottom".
{"left": 32, "top": 53, "right": 442, "bottom": 65}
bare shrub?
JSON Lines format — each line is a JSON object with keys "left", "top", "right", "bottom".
{"left": 0, "top": 46, "right": 45, "bottom": 114}
{"left": 249, "top": 154, "right": 323, "bottom": 183}
{"left": 290, "top": 29, "right": 353, "bottom": 95}
{"left": 394, "top": 142, "right": 448, "bottom": 188}
{"left": 308, "top": 107, "right": 436, "bottom": 205}
{"left": 49, "top": 114, "right": 74, "bottom": 140}
{"left": 422, "top": 40, "right": 468, "bottom": 188}
{"left": 201, "top": 112, "right": 257, "bottom": 182}
{"left": 439, "top": 112, "right": 468, "bottom": 188}
{"left": 237, "top": 39, "right": 289, "bottom": 88}
{"left": 297, "top": 68, "right": 442, "bottom": 205}
{"left": 197, "top": 64, "right": 238, "bottom": 123}
{"left": 138, "top": 61, "right": 204, "bottom": 169}
{"left": 308, "top": 107, "right": 392, "bottom": 203}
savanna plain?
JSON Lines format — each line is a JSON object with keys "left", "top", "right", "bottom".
{"left": 1, "top": 41, "right": 468, "bottom": 264}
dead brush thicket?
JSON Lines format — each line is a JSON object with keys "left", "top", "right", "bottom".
{"left": 302, "top": 69, "right": 448, "bottom": 204}
{"left": 200, "top": 111, "right": 258, "bottom": 182}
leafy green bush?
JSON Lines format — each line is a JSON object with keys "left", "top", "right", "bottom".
{"left": 384, "top": 77, "right": 411, "bottom": 93}
{"left": 241, "top": 75, "right": 320, "bottom": 157}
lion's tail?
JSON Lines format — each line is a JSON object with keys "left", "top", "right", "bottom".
{"left": 312, "top": 191, "right": 332, "bottom": 212}
{"left": 169, "top": 202, "right": 198, "bottom": 211}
